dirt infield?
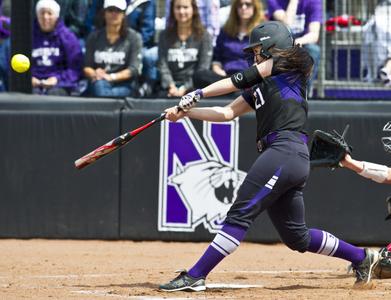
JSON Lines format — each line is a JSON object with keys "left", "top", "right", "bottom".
{"left": 0, "top": 240, "right": 390, "bottom": 299}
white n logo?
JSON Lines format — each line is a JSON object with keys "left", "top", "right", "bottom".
{"left": 158, "top": 118, "right": 247, "bottom": 233}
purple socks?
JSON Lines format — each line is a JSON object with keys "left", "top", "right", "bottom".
{"left": 307, "top": 228, "right": 365, "bottom": 265}
{"left": 188, "top": 226, "right": 366, "bottom": 279}
{"left": 188, "top": 223, "right": 247, "bottom": 278}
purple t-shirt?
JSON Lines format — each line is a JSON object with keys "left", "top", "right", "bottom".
{"left": 267, "top": 0, "right": 322, "bottom": 37}
{"left": 213, "top": 30, "right": 249, "bottom": 75}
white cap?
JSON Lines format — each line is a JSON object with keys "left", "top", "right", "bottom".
{"left": 104, "top": 0, "right": 127, "bottom": 11}
{"left": 35, "top": 0, "right": 60, "bottom": 18}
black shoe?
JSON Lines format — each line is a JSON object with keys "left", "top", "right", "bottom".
{"left": 352, "top": 248, "right": 379, "bottom": 289}
{"left": 159, "top": 269, "right": 206, "bottom": 292}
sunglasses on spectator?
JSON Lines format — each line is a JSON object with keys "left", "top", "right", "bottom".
{"left": 238, "top": 2, "right": 254, "bottom": 9}
{"left": 106, "top": 7, "right": 123, "bottom": 13}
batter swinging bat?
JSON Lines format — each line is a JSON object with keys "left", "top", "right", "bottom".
{"left": 75, "top": 112, "right": 167, "bottom": 169}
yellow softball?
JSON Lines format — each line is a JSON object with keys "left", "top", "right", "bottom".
{"left": 11, "top": 54, "right": 30, "bottom": 73}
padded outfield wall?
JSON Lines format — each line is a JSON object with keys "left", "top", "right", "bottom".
{"left": 0, "top": 93, "right": 390, "bottom": 244}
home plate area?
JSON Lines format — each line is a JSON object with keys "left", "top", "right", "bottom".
{"left": 1, "top": 240, "right": 390, "bottom": 299}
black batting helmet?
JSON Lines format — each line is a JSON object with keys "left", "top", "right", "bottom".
{"left": 243, "top": 21, "right": 294, "bottom": 58}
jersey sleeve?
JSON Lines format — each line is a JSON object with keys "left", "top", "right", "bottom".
{"left": 307, "top": 0, "right": 323, "bottom": 24}
{"left": 241, "top": 88, "right": 255, "bottom": 110}
{"left": 267, "top": 0, "right": 283, "bottom": 18}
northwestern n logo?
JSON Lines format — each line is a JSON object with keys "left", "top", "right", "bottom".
{"left": 158, "top": 118, "right": 246, "bottom": 233}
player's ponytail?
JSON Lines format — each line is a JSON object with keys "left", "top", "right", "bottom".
{"left": 270, "top": 45, "right": 314, "bottom": 83}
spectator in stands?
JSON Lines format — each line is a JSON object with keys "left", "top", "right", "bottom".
{"left": 34, "top": 0, "right": 88, "bottom": 40}
{"left": 267, "top": 0, "right": 322, "bottom": 92}
{"left": 126, "top": 0, "right": 158, "bottom": 97}
{"left": 31, "top": 0, "right": 83, "bottom": 95}
{"left": 158, "top": 0, "right": 213, "bottom": 98}
{"left": 165, "top": 0, "right": 220, "bottom": 45}
{"left": 0, "top": 0, "right": 10, "bottom": 42}
{"left": 83, "top": 0, "right": 142, "bottom": 98}
{"left": 362, "top": 0, "right": 391, "bottom": 86}
{"left": 194, "top": 0, "right": 265, "bottom": 89}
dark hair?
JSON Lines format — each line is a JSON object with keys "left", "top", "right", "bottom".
{"left": 224, "top": 0, "right": 265, "bottom": 37}
{"left": 167, "top": 0, "right": 205, "bottom": 41}
{"left": 102, "top": 9, "right": 129, "bottom": 39}
{"left": 118, "top": 16, "right": 128, "bottom": 38}
{"left": 271, "top": 45, "right": 314, "bottom": 83}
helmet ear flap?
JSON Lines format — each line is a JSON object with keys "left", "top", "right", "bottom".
{"left": 260, "top": 44, "right": 275, "bottom": 59}
{"left": 260, "top": 49, "right": 271, "bottom": 59}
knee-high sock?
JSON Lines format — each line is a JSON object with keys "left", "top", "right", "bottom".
{"left": 188, "top": 223, "right": 247, "bottom": 278}
{"left": 307, "top": 228, "right": 365, "bottom": 266}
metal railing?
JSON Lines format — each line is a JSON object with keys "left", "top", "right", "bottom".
{"left": 317, "top": 0, "right": 391, "bottom": 98}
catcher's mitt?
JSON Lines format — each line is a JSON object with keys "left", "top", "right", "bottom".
{"left": 310, "top": 125, "right": 352, "bottom": 169}
{"left": 373, "top": 247, "right": 391, "bottom": 279}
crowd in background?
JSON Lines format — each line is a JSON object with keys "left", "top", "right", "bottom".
{"left": 0, "top": 0, "right": 337, "bottom": 99}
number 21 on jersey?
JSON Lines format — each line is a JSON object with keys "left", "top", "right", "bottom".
{"left": 253, "top": 87, "right": 265, "bottom": 109}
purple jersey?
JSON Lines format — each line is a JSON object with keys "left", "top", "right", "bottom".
{"left": 267, "top": 0, "right": 322, "bottom": 37}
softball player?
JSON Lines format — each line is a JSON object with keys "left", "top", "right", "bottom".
{"left": 160, "top": 21, "right": 380, "bottom": 291}
{"left": 341, "top": 151, "right": 391, "bottom": 278}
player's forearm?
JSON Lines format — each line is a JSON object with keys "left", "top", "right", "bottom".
{"left": 353, "top": 160, "right": 390, "bottom": 184}
{"left": 186, "top": 106, "right": 234, "bottom": 122}
{"left": 342, "top": 157, "right": 364, "bottom": 173}
{"left": 342, "top": 155, "right": 391, "bottom": 184}
{"left": 385, "top": 172, "right": 391, "bottom": 184}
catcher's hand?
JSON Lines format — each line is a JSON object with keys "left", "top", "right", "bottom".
{"left": 178, "top": 89, "right": 203, "bottom": 112}
{"left": 310, "top": 125, "right": 352, "bottom": 169}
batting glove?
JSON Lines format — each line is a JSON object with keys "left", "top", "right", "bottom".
{"left": 179, "top": 89, "right": 203, "bottom": 111}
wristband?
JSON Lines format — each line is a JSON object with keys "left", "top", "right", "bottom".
{"left": 195, "top": 88, "right": 203, "bottom": 98}
{"left": 359, "top": 161, "right": 389, "bottom": 183}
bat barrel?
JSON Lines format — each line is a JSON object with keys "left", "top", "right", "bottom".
{"left": 74, "top": 112, "right": 166, "bottom": 170}
{"left": 74, "top": 157, "right": 91, "bottom": 169}
{"left": 74, "top": 140, "right": 120, "bottom": 169}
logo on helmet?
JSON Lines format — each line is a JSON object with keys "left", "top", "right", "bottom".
{"left": 382, "top": 121, "right": 391, "bottom": 153}
{"left": 158, "top": 118, "right": 246, "bottom": 233}
{"left": 259, "top": 36, "right": 271, "bottom": 41}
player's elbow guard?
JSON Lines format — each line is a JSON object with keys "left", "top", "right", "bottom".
{"left": 231, "top": 65, "right": 263, "bottom": 89}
